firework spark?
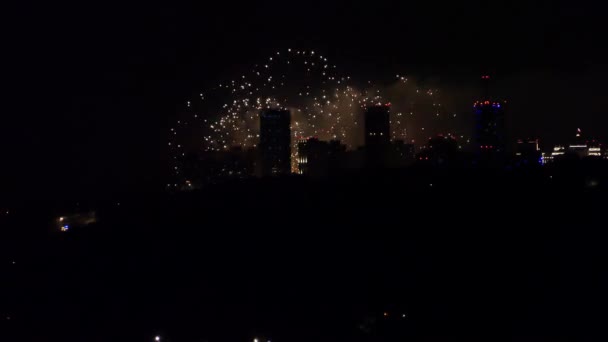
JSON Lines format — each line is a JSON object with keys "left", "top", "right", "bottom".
{"left": 168, "top": 49, "right": 468, "bottom": 179}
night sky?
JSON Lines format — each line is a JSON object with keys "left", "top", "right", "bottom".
{"left": 4, "top": 0, "right": 606, "bottom": 201}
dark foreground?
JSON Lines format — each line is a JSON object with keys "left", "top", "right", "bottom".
{"left": 2, "top": 166, "right": 608, "bottom": 342}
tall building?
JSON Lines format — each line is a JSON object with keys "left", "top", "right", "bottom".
{"left": 365, "top": 105, "right": 390, "bottom": 147}
{"left": 259, "top": 109, "right": 291, "bottom": 176}
{"left": 364, "top": 105, "right": 391, "bottom": 168}
{"left": 474, "top": 75, "right": 506, "bottom": 164}
{"left": 474, "top": 100, "right": 506, "bottom": 155}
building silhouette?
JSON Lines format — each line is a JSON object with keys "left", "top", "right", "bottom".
{"left": 416, "top": 134, "right": 461, "bottom": 166}
{"left": 179, "top": 147, "right": 258, "bottom": 189}
{"left": 364, "top": 105, "right": 391, "bottom": 168}
{"left": 568, "top": 128, "right": 589, "bottom": 158}
{"left": 474, "top": 100, "right": 506, "bottom": 163}
{"left": 259, "top": 109, "right": 291, "bottom": 176}
{"left": 474, "top": 75, "right": 506, "bottom": 165}
{"left": 514, "top": 138, "right": 542, "bottom": 166}
{"left": 545, "top": 129, "right": 604, "bottom": 163}
{"left": 365, "top": 105, "right": 390, "bottom": 147}
{"left": 388, "top": 140, "right": 416, "bottom": 167}
{"left": 297, "top": 138, "right": 346, "bottom": 178}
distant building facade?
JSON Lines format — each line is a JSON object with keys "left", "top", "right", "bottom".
{"left": 474, "top": 100, "right": 506, "bottom": 161}
{"left": 514, "top": 138, "right": 542, "bottom": 166}
{"left": 297, "top": 138, "right": 346, "bottom": 178}
{"left": 365, "top": 105, "right": 390, "bottom": 147}
{"left": 259, "top": 109, "right": 291, "bottom": 176}
{"left": 364, "top": 105, "right": 391, "bottom": 167}
{"left": 178, "top": 147, "right": 258, "bottom": 189}
{"left": 416, "top": 135, "right": 461, "bottom": 166}
{"left": 388, "top": 140, "right": 416, "bottom": 167}
{"left": 544, "top": 129, "right": 604, "bottom": 163}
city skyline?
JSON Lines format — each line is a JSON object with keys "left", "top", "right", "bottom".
{"left": 4, "top": 2, "right": 608, "bottom": 341}
{"left": 169, "top": 51, "right": 606, "bottom": 182}
{"left": 4, "top": 1, "right": 607, "bottom": 199}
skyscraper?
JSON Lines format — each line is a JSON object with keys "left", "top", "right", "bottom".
{"left": 474, "top": 100, "right": 506, "bottom": 156}
{"left": 474, "top": 75, "right": 506, "bottom": 164}
{"left": 364, "top": 104, "right": 391, "bottom": 168}
{"left": 365, "top": 105, "right": 390, "bottom": 147}
{"left": 259, "top": 109, "right": 291, "bottom": 176}
{"left": 474, "top": 75, "right": 506, "bottom": 161}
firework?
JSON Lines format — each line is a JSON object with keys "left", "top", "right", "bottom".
{"left": 168, "top": 49, "right": 468, "bottom": 180}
